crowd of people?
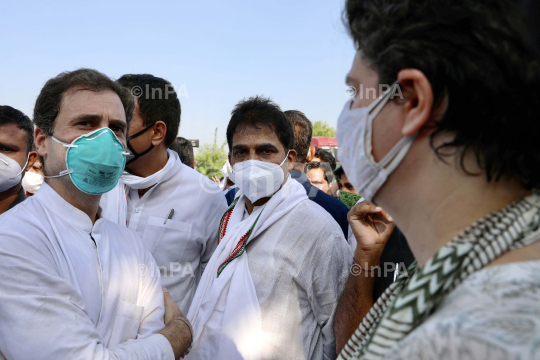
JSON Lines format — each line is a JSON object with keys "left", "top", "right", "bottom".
{"left": 1, "top": 0, "right": 540, "bottom": 359}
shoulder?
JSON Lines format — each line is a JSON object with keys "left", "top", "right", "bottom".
{"left": 174, "top": 164, "right": 226, "bottom": 204}
{"left": 306, "top": 185, "right": 349, "bottom": 216}
{"left": 0, "top": 197, "right": 58, "bottom": 270}
{"left": 387, "top": 261, "right": 540, "bottom": 360}
{"left": 0, "top": 196, "right": 46, "bottom": 240}
{"left": 286, "top": 200, "right": 348, "bottom": 246}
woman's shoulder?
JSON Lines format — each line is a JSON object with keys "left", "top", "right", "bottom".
{"left": 385, "top": 261, "right": 540, "bottom": 360}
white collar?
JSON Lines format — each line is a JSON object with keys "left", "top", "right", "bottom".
{"left": 35, "top": 182, "right": 95, "bottom": 233}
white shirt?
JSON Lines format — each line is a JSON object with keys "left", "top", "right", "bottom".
{"left": 102, "top": 160, "right": 228, "bottom": 313}
{"left": 384, "top": 261, "right": 540, "bottom": 360}
{"left": 245, "top": 200, "right": 352, "bottom": 359}
{"left": 0, "top": 183, "right": 173, "bottom": 360}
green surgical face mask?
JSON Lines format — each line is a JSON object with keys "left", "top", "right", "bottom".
{"left": 46, "top": 128, "right": 129, "bottom": 195}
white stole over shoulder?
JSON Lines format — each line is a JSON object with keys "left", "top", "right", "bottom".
{"left": 186, "top": 176, "right": 308, "bottom": 360}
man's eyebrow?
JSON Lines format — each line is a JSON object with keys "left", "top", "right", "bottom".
{"left": 0, "top": 141, "right": 20, "bottom": 151}
{"left": 256, "top": 143, "right": 278, "bottom": 151}
{"left": 69, "top": 114, "right": 102, "bottom": 123}
{"left": 232, "top": 144, "right": 247, "bottom": 151}
{"left": 109, "top": 119, "right": 128, "bottom": 131}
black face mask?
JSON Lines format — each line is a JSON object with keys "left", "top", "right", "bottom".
{"left": 126, "top": 123, "right": 155, "bottom": 165}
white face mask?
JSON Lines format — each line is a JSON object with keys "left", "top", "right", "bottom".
{"left": 0, "top": 153, "right": 28, "bottom": 193}
{"left": 22, "top": 171, "right": 44, "bottom": 194}
{"left": 336, "top": 82, "right": 417, "bottom": 202}
{"left": 231, "top": 151, "right": 289, "bottom": 203}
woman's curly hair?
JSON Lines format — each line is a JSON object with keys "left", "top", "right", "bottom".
{"left": 346, "top": 0, "right": 540, "bottom": 189}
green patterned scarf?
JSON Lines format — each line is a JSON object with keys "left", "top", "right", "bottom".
{"left": 339, "top": 193, "right": 540, "bottom": 360}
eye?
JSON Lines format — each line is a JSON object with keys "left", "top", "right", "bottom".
{"left": 0, "top": 146, "right": 15, "bottom": 152}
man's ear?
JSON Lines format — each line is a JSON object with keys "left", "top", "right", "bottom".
{"left": 306, "top": 146, "right": 316, "bottom": 163}
{"left": 34, "top": 127, "right": 48, "bottom": 157}
{"left": 228, "top": 153, "right": 232, "bottom": 166}
{"left": 287, "top": 149, "right": 298, "bottom": 172}
{"left": 397, "top": 69, "right": 434, "bottom": 136}
{"left": 151, "top": 121, "right": 167, "bottom": 146}
{"left": 26, "top": 151, "right": 38, "bottom": 171}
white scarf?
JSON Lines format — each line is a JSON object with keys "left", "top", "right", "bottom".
{"left": 101, "top": 149, "right": 179, "bottom": 225}
{"left": 186, "top": 176, "right": 308, "bottom": 360}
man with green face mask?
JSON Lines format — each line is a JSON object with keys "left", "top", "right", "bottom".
{"left": 0, "top": 69, "right": 192, "bottom": 360}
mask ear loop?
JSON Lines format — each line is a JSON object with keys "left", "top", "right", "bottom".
{"left": 279, "top": 150, "right": 291, "bottom": 167}
{"left": 16, "top": 152, "right": 31, "bottom": 177}
{"left": 44, "top": 136, "right": 77, "bottom": 179}
{"left": 364, "top": 81, "right": 400, "bottom": 166}
{"left": 126, "top": 123, "right": 156, "bottom": 164}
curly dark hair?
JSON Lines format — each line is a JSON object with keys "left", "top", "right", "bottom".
{"left": 345, "top": 0, "right": 540, "bottom": 189}
{"left": 34, "top": 68, "right": 134, "bottom": 136}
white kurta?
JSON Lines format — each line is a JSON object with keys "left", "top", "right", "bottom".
{"left": 101, "top": 156, "right": 228, "bottom": 314}
{"left": 245, "top": 200, "right": 353, "bottom": 360}
{"left": 0, "top": 183, "right": 173, "bottom": 360}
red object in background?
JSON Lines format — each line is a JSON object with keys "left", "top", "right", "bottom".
{"left": 311, "top": 136, "right": 338, "bottom": 148}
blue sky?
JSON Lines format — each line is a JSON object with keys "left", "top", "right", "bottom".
{"left": 1, "top": 0, "right": 356, "bottom": 149}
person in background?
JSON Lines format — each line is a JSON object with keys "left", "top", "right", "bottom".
{"left": 0, "top": 105, "right": 37, "bottom": 214}
{"left": 100, "top": 74, "right": 228, "bottom": 314}
{"left": 313, "top": 147, "right": 337, "bottom": 171}
{"left": 187, "top": 96, "right": 352, "bottom": 360}
{"left": 285, "top": 110, "right": 350, "bottom": 238}
{"left": 169, "top": 136, "right": 196, "bottom": 169}
{"left": 179, "top": 137, "right": 196, "bottom": 169}
{"left": 334, "top": 166, "right": 358, "bottom": 194}
{"left": 0, "top": 68, "right": 191, "bottom": 359}
{"left": 305, "top": 161, "right": 334, "bottom": 194}
{"left": 22, "top": 151, "right": 44, "bottom": 196}
{"left": 336, "top": 0, "right": 540, "bottom": 359}
{"left": 333, "top": 166, "right": 361, "bottom": 210}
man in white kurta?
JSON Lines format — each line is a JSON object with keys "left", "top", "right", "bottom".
{"left": 100, "top": 74, "right": 228, "bottom": 314}
{"left": 187, "top": 96, "right": 353, "bottom": 360}
{"left": 0, "top": 182, "right": 174, "bottom": 359}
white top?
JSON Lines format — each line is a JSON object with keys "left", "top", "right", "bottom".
{"left": 102, "top": 160, "right": 228, "bottom": 313}
{"left": 0, "top": 183, "right": 174, "bottom": 360}
{"left": 385, "top": 261, "right": 540, "bottom": 360}
{"left": 246, "top": 200, "right": 352, "bottom": 359}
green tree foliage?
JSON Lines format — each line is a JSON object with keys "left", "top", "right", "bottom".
{"left": 195, "top": 128, "right": 228, "bottom": 179}
{"left": 312, "top": 120, "right": 336, "bottom": 137}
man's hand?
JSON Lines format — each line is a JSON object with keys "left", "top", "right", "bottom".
{"left": 160, "top": 287, "right": 192, "bottom": 360}
{"left": 211, "top": 176, "right": 221, "bottom": 185}
{"left": 348, "top": 201, "right": 395, "bottom": 268}
{"left": 163, "top": 287, "right": 182, "bottom": 325}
